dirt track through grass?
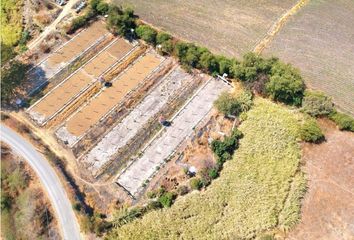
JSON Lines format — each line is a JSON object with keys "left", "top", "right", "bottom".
{"left": 253, "top": 0, "right": 309, "bottom": 53}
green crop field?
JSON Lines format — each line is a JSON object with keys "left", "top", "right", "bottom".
{"left": 264, "top": 0, "right": 354, "bottom": 116}
{"left": 107, "top": 98, "right": 306, "bottom": 239}
{"left": 113, "top": 0, "right": 297, "bottom": 57}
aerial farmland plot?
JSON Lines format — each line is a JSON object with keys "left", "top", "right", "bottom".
{"left": 113, "top": 0, "right": 297, "bottom": 57}
{"left": 81, "top": 66, "right": 196, "bottom": 176}
{"left": 25, "top": 21, "right": 111, "bottom": 94}
{"left": 264, "top": 0, "right": 354, "bottom": 116}
{"left": 56, "top": 51, "right": 165, "bottom": 146}
{"left": 27, "top": 38, "right": 136, "bottom": 126}
{"left": 117, "top": 78, "right": 230, "bottom": 197}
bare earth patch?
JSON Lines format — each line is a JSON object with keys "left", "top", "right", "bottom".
{"left": 287, "top": 119, "right": 354, "bottom": 240}
{"left": 114, "top": 0, "right": 297, "bottom": 57}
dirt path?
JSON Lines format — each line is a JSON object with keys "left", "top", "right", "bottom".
{"left": 27, "top": 0, "right": 79, "bottom": 50}
{"left": 253, "top": 0, "right": 309, "bottom": 54}
{"left": 287, "top": 119, "right": 354, "bottom": 240}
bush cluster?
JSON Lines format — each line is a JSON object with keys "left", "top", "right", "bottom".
{"left": 211, "top": 129, "right": 243, "bottom": 165}
{"left": 214, "top": 91, "right": 253, "bottom": 116}
{"left": 302, "top": 90, "right": 334, "bottom": 117}
{"left": 299, "top": 118, "right": 324, "bottom": 143}
{"left": 329, "top": 111, "right": 354, "bottom": 132}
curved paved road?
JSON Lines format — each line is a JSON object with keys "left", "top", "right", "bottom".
{"left": 1, "top": 124, "right": 81, "bottom": 240}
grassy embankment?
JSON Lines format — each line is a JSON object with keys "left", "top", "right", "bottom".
{"left": 107, "top": 98, "right": 306, "bottom": 239}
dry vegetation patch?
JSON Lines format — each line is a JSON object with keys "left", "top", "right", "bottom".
{"left": 1, "top": 143, "right": 60, "bottom": 240}
{"left": 107, "top": 98, "right": 306, "bottom": 239}
{"left": 113, "top": 0, "right": 297, "bottom": 57}
{"left": 287, "top": 119, "right": 354, "bottom": 240}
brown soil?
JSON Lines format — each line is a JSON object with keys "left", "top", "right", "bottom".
{"left": 66, "top": 53, "right": 162, "bottom": 136}
{"left": 287, "top": 119, "right": 354, "bottom": 240}
{"left": 32, "top": 39, "right": 134, "bottom": 120}
{"left": 47, "top": 21, "right": 108, "bottom": 67}
{"left": 33, "top": 70, "right": 91, "bottom": 118}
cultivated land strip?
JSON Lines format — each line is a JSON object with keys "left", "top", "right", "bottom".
{"left": 56, "top": 52, "right": 164, "bottom": 145}
{"left": 82, "top": 66, "right": 194, "bottom": 175}
{"left": 27, "top": 38, "right": 135, "bottom": 126}
{"left": 253, "top": 0, "right": 309, "bottom": 54}
{"left": 117, "top": 78, "right": 229, "bottom": 197}
{"left": 26, "top": 21, "right": 110, "bottom": 95}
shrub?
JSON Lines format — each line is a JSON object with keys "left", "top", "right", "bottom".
{"left": 329, "top": 111, "right": 354, "bottom": 132}
{"left": 146, "top": 200, "right": 162, "bottom": 210}
{"left": 190, "top": 178, "right": 203, "bottom": 190}
{"left": 211, "top": 129, "right": 243, "bottom": 163}
{"left": 300, "top": 118, "right": 324, "bottom": 143}
{"left": 199, "top": 51, "right": 218, "bottom": 73}
{"left": 302, "top": 90, "right": 334, "bottom": 117}
{"left": 156, "top": 32, "right": 171, "bottom": 45}
{"left": 265, "top": 63, "right": 305, "bottom": 105}
{"left": 136, "top": 25, "right": 157, "bottom": 45}
{"left": 213, "top": 92, "right": 240, "bottom": 116}
{"left": 177, "top": 185, "right": 189, "bottom": 196}
{"left": 66, "top": 9, "right": 96, "bottom": 34}
{"left": 214, "top": 91, "right": 253, "bottom": 116}
{"left": 158, "top": 192, "right": 176, "bottom": 208}
{"left": 208, "top": 168, "right": 219, "bottom": 179}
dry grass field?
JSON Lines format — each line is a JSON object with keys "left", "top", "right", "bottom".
{"left": 114, "top": 0, "right": 297, "bottom": 57}
{"left": 287, "top": 119, "right": 354, "bottom": 240}
{"left": 264, "top": 0, "right": 354, "bottom": 116}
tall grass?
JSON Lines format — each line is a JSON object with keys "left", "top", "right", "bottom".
{"left": 106, "top": 98, "right": 306, "bottom": 239}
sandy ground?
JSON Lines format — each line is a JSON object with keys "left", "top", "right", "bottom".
{"left": 57, "top": 52, "right": 163, "bottom": 140}
{"left": 117, "top": 78, "right": 230, "bottom": 196}
{"left": 287, "top": 119, "right": 354, "bottom": 240}
{"left": 28, "top": 38, "right": 134, "bottom": 125}
{"left": 25, "top": 21, "right": 110, "bottom": 93}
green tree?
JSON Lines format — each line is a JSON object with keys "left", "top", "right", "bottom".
{"left": 136, "top": 25, "right": 157, "bottom": 45}
{"left": 190, "top": 178, "right": 203, "bottom": 190}
{"left": 156, "top": 32, "right": 171, "bottom": 45}
{"left": 96, "top": 2, "right": 109, "bottom": 15}
{"left": 265, "top": 62, "right": 305, "bottom": 105}
{"left": 199, "top": 51, "right": 218, "bottom": 73}
{"left": 1, "top": 60, "right": 27, "bottom": 102}
{"left": 107, "top": 7, "right": 136, "bottom": 37}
